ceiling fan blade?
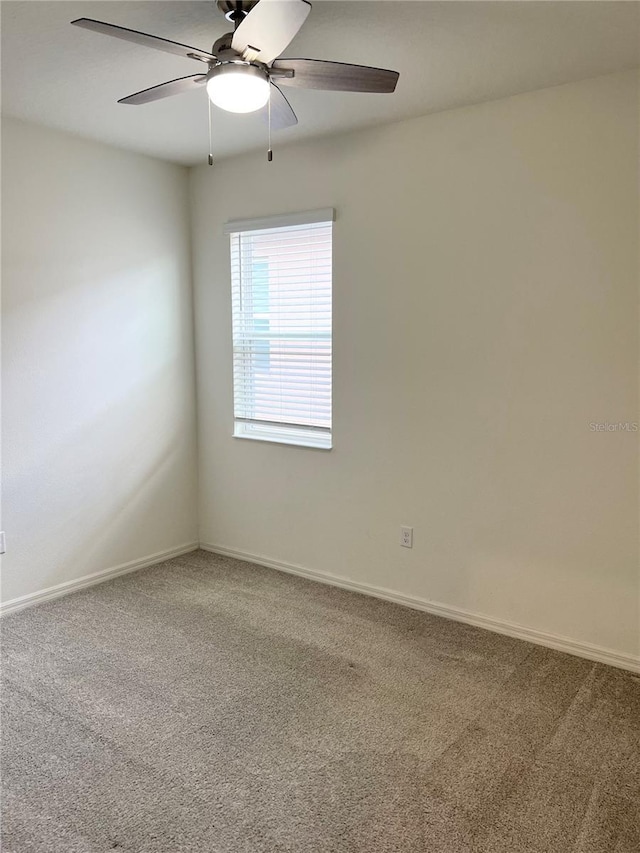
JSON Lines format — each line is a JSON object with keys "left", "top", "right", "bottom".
{"left": 272, "top": 58, "right": 399, "bottom": 93}
{"left": 259, "top": 82, "right": 298, "bottom": 129}
{"left": 71, "top": 18, "right": 216, "bottom": 63}
{"left": 118, "top": 75, "right": 207, "bottom": 105}
{"left": 231, "top": 0, "right": 311, "bottom": 65}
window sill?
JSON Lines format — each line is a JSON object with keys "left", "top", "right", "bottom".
{"left": 234, "top": 421, "right": 332, "bottom": 450}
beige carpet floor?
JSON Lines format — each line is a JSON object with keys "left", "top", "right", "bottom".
{"left": 1, "top": 549, "right": 639, "bottom": 853}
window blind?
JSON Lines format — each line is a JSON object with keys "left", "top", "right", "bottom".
{"left": 229, "top": 213, "right": 333, "bottom": 449}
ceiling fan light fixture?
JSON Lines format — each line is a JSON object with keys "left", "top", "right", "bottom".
{"left": 206, "top": 63, "right": 270, "bottom": 113}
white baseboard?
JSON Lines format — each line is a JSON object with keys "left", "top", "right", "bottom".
{"left": 4, "top": 539, "right": 637, "bottom": 675}
{"left": 0, "top": 542, "right": 200, "bottom": 617}
{"left": 200, "top": 543, "right": 640, "bottom": 675}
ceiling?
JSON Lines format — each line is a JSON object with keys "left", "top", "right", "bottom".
{"left": 2, "top": 1, "right": 639, "bottom": 165}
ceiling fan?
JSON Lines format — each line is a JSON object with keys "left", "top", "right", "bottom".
{"left": 71, "top": 0, "right": 399, "bottom": 162}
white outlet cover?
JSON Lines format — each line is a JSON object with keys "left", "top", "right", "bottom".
{"left": 400, "top": 526, "right": 413, "bottom": 548}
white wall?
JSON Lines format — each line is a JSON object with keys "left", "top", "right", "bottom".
{"left": 1, "top": 118, "right": 198, "bottom": 603}
{"left": 191, "top": 71, "right": 639, "bottom": 662}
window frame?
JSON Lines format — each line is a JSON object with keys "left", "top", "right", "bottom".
{"left": 225, "top": 208, "right": 335, "bottom": 451}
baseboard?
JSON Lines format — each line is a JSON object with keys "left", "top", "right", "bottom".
{"left": 200, "top": 543, "right": 640, "bottom": 675}
{"left": 0, "top": 542, "right": 200, "bottom": 617}
{"left": 5, "top": 539, "right": 637, "bottom": 674}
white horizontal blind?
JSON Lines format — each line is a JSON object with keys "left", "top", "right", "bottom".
{"left": 230, "top": 216, "right": 332, "bottom": 448}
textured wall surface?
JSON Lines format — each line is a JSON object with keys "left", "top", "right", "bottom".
{"left": 1, "top": 118, "right": 198, "bottom": 602}
{"left": 191, "top": 71, "right": 639, "bottom": 661}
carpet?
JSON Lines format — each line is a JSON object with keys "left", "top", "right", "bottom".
{"left": 1, "top": 549, "right": 639, "bottom": 852}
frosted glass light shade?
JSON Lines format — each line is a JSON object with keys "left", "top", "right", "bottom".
{"left": 207, "top": 64, "right": 270, "bottom": 114}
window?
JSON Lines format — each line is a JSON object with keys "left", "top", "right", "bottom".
{"left": 226, "top": 209, "right": 334, "bottom": 449}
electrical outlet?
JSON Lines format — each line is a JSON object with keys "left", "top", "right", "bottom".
{"left": 400, "top": 526, "right": 413, "bottom": 548}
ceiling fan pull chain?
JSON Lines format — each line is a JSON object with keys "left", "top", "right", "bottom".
{"left": 208, "top": 97, "right": 214, "bottom": 166}
{"left": 267, "top": 86, "right": 273, "bottom": 162}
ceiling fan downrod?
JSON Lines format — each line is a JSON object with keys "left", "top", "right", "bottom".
{"left": 216, "top": 0, "right": 258, "bottom": 27}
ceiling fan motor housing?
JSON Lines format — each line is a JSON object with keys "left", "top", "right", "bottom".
{"left": 207, "top": 60, "right": 269, "bottom": 84}
{"left": 212, "top": 33, "right": 235, "bottom": 55}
